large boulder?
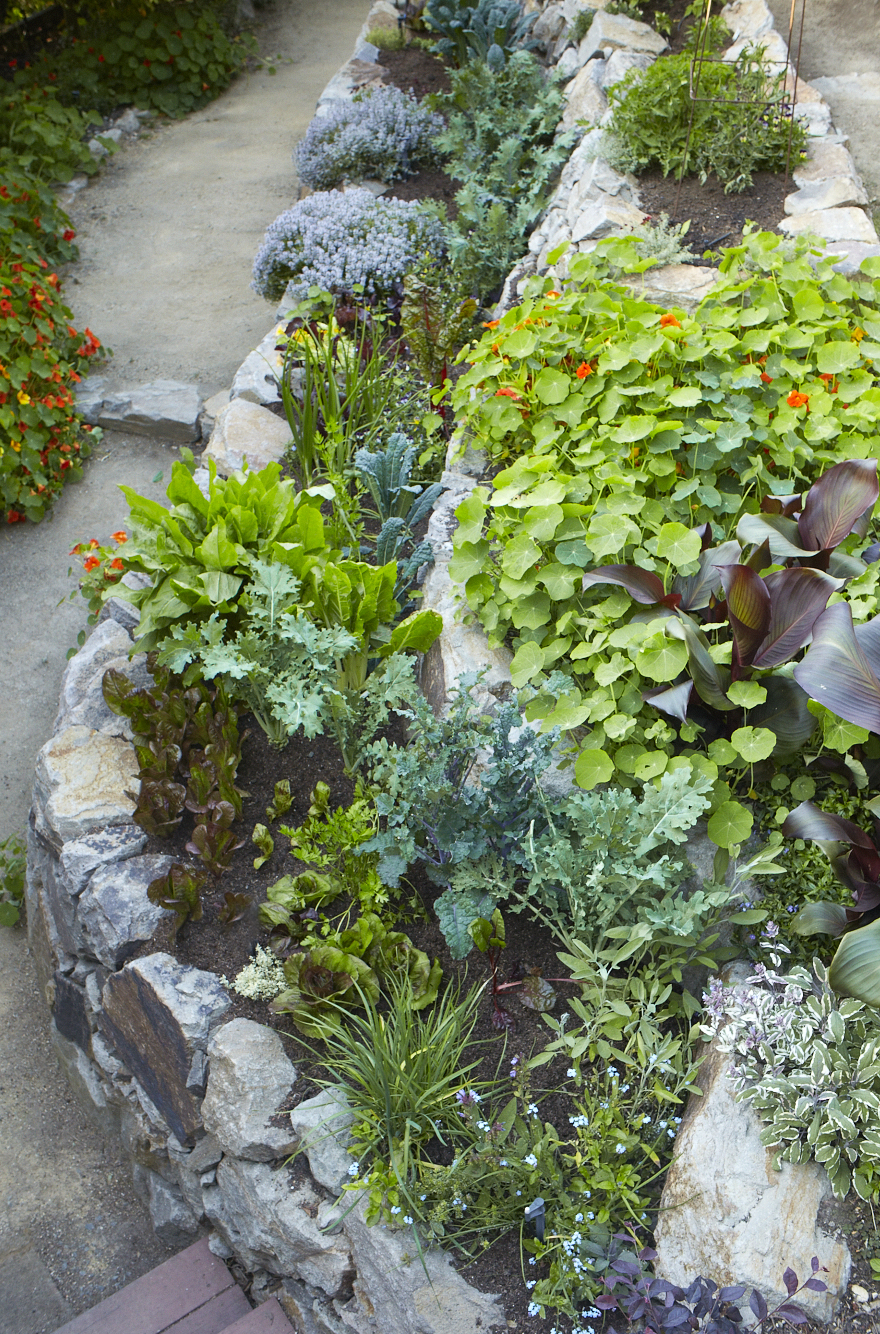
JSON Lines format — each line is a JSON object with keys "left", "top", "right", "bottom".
{"left": 33, "top": 727, "right": 139, "bottom": 850}
{"left": 204, "top": 398, "right": 293, "bottom": 477}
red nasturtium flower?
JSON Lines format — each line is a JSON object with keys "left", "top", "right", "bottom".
{"left": 760, "top": 372, "right": 773, "bottom": 384}
{"left": 787, "top": 390, "right": 809, "bottom": 409}
{"left": 62, "top": 229, "right": 75, "bottom": 242}
{"left": 495, "top": 387, "right": 522, "bottom": 400}
{"left": 660, "top": 313, "right": 681, "bottom": 329}
{"left": 110, "top": 557, "right": 124, "bottom": 570}
{"left": 82, "top": 554, "right": 99, "bottom": 571}
{"left": 576, "top": 362, "right": 592, "bottom": 379}
{"left": 111, "top": 530, "right": 128, "bottom": 543}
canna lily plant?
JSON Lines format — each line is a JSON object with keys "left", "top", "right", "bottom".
{"left": 782, "top": 798, "right": 880, "bottom": 1005}
{"left": 580, "top": 460, "right": 878, "bottom": 759}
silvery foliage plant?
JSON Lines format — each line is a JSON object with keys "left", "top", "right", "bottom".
{"left": 252, "top": 189, "right": 445, "bottom": 304}
{"left": 295, "top": 86, "right": 444, "bottom": 190}
{"left": 701, "top": 924, "right": 880, "bottom": 1200}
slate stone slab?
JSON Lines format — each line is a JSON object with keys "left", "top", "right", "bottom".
{"left": 100, "top": 954, "right": 230, "bottom": 1145}
{"left": 34, "top": 726, "right": 139, "bottom": 849}
{"left": 53, "top": 969, "right": 94, "bottom": 1053}
{"left": 97, "top": 380, "right": 203, "bottom": 443}
{"left": 59, "top": 824, "right": 148, "bottom": 899}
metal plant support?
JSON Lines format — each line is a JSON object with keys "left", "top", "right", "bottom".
{"left": 674, "top": 0, "right": 809, "bottom": 217}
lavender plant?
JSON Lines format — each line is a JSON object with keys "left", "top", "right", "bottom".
{"left": 701, "top": 924, "right": 880, "bottom": 1200}
{"left": 252, "top": 189, "right": 445, "bottom": 305}
{"left": 295, "top": 86, "right": 444, "bottom": 190}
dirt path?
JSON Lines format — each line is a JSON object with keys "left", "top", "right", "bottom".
{"left": 0, "top": 1, "right": 366, "bottom": 1327}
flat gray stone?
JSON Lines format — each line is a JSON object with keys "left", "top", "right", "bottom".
{"left": 812, "top": 72, "right": 880, "bottom": 104}
{"left": 99, "top": 595, "right": 142, "bottom": 634}
{"left": 288, "top": 1088, "right": 356, "bottom": 1194}
{"left": 113, "top": 107, "right": 141, "bottom": 134}
{"left": 55, "top": 621, "right": 132, "bottom": 725}
{"left": 98, "top": 379, "right": 203, "bottom": 443}
{"left": 784, "top": 175, "right": 869, "bottom": 215}
{"left": 578, "top": 9, "right": 667, "bottom": 62}
{"left": 56, "top": 639, "right": 152, "bottom": 739}
{"left": 205, "top": 1159, "right": 354, "bottom": 1296}
{"left": 34, "top": 726, "right": 139, "bottom": 849}
{"left": 231, "top": 323, "right": 290, "bottom": 406}
{"left": 75, "top": 374, "right": 109, "bottom": 425}
{"left": 202, "top": 1019, "right": 298, "bottom": 1161}
{"left": 134, "top": 1165, "right": 201, "bottom": 1244}
{"left": 794, "top": 138, "right": 861, "bottom": 186}
{"left": 59, "top": 824, "right": 147, "bottom": 898}
{"left": 76, "top": 854, "right": 176, "bottom": 968}
{"left": 780, "top": 206, "right": 879, "bottom": 244}
{"left": 827, "top": 241, "right": 880, "bottom": 276}
{"left": 655, "top": 968, "right": 851, "bottom": 1322}
{"left": 570, "top": 193, "right": 645, "bottom": 243}
{"left": 204, "top": 398, "right": 292, "bottom": 477}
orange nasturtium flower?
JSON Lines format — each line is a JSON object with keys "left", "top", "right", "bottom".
{"left": 760, "top": 372, "right": 773, "bottom": 384}
{"left": 111, "top": 530, "right": 128, "bottom": 543}
{"left": 787, "top": 390, "right": 810, "bottom": 409}
{"left": 110, "top": 557, "right": 124, "bottom": 570}
{"left": 545, "top": 290, "right": 561, "bottom": 299}
{"left": 576, "top": 362, "right": 593, "bottom": 379}
{"left": 495, "top": 387, "right": 522, "bottom": 400}
{"left": 83, "top": 555, "right": 100, "bottom": 572}
{"left": 88, "top": 537, "right": 100, "bottom": 548}
{"left": 482, "top": 319, "right": 500, "bottom": 329}
{"left": 659, "top": 313, "right": 681, "bottom": 329}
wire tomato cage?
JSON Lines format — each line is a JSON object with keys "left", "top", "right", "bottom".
{"left": 674, "top": 0, "right": 809, "bottom": 220}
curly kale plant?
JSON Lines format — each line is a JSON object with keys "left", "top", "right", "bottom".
{"left": 295, "top": 86, "right": 444, "bottom": 190}
{"left": 252, "top": 189, "right": 445, "bottom": 305}
{"left": 702, "top": 928, "right": 880, "bottom": 1200}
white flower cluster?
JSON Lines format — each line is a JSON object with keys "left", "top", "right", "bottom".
{"left": 252, "top": 188, "right": 445, "bottom": 304}
{"left": 225, "top": 944, "right": 287, "bottom": 1001}
{"left": 295, "top": 85, "right": 444, "bottom": 190}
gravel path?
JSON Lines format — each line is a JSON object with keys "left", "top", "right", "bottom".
{"left": 0, "top": 2, "right": 365, "bottom": 1328}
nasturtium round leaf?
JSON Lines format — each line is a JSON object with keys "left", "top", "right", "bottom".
{"left": 655, "top": 522, "right": 702, "bottom": 569}
{"left": 790, "top": 775, "right": 816, "bottom": 801}
{"left": 635, "top": 632, "right": 688, "bottom": 682}
{"left": 816, "top": 340, "right": 861, "bottom": 375}
{"left": 510, "top": 641, "right": 545, "bottom": 688}
{"left": 726, "top": 681, "right": 768, "bottom": 709}
{"left": 501, "top": 532, "right": 542, "bottom": 580}
{"left": 633, "top": 750, "right": 668, "bottom": 780}
{"left": 614, "top": 744, "right": 647, "bottom": 775}
{"left": 523, "top": 504, "right": 564, "bottom": 541}
{"left": 574, "top": 747, "right": 614, "bottom": 790}
{"left": 612, "top": 414, "right": 658, "bottom": 444}
{"left": 821, "top": 712, "right": 871, "bottom": 753}
{"left": 731, "top": 726, "right": 777, "bottom": 763}
{"left": 534, "top": 368, "right": 571, "bottom": 405}
{"left": 511, "top": 592, "right": 552, "bottom": 630}
{"left": 540, "top": 563, "right": 581, "bottom": 600}
{"left": 503, "top": 328, "right": 537, "bottom": 358}
{"left": 793, "top": 288, "right": 825, "bottom": 322}
{"left": 667, "top": 386, "right": 703, "bottom": 408}
{"left": 586, "top": 513, "right": 640, "bottom": 559}
{"left": 707, "top": 800, "right": 754, "bottom": 849}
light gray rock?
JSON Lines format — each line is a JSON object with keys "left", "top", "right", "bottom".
{"left": 629, "top": 263, "right": 720, "bottom": 313}
{"left": 56, "top": 638, "right": 151, "bottom": 739}
{"left": 134, "top": 1165, "right": 201, "bottom": 1244}
{"left": 50, "top": 1022, "right": 119, "bottom": 1140}
{"left": 578, "top": 9, "right": 667, "bottom": 62}
{"left": 533, "top": 0, "right": 565, "bottom": 46}
{"left": 230, "top": 323, "right": 291, "bottom": 406}
{"left": 34, "top": 727, "right": 139, "bottom": 850}
{"left": 59, "top": 824, "right": 147, "bottom": 899}
{"left": 561, "top": 60, "right": 609, "bottom": 130}
{"left": 77, "top": 855, "right": 176, "bottom": 968}
{"left": 784, "top": 176, "right": 869, "bottom": 215}
{"left": 204, "top": 398, "right": 293, "bottom": 477}
{"left": 719, "top": 0, "right": 774, "bottom": 41}
{"left": 812, "top": 72, "right": 880, "bottom": 105}
{"left": 75, "top": 375, "right": 109, "bottom": 424}
{"left": 780, "top": 206, "right": 879, "bottom": 244}
{"left": 99, "top": 595, "right": 142, "bottom": 634}
{"left": 794, "top": 137, "right": 861, "bottom": 187}
{"left": 55, "top": 621, "right": 132, "bottom": 724}
{"left": 113, "top": 108, "right": 141, "bottom": 134}
{"left": 201, "top": 1019, "right": 298, "bottom": 1161}
{"left": 654, "top": 971, "right": 851, "bottom": 1323}
{"left": 288, "top": 1088, "right": 356, "bottom": 1193}
{"left": 554, "top": 45, "right": 581, "bottom": 80}
{"left": 827, "top": 241, "right": 880, "bottom": 277}
{"left": 724, "top": 29, "right": 789, "bottom": 69}
{"left": 342, "top": 1194, "right": 503, "bottom": 1334}
{"left": 98, "top": 379, "right": 203, "bottom": 443}
{"left": 205, "top": 1160, "right": 354, "bottom": 1296}
{"left": 88, "top": 137, "right": 111, "bottom": 160}
{"left": 563, "top": 158, "right": 637, "bottom": 228}
{"left": 570, "top": 193, "right": 644, "bottom": 244}
{"left": 599, "top": 48, "right": 655, "bottom": 89}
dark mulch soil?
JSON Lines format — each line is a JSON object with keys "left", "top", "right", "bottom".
{"left": 636, "top": 167, "right": 789, "bottom": 257}
{"left": 134, "top": 715, "right": 584, "bottom": 1333}
{"left": 380, "top": 43, "right": 453, "bottom": 100}
{"left": 388, "top": 163, "right": 461, "bottom": 216}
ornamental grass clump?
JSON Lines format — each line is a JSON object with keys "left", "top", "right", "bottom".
{"left": 251, "top": 188, "right": 444, "bottom": 305}
{"left": 295, "top": 85, "right": 444, "bottom": 191}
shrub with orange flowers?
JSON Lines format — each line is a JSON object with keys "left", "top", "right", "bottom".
{"left": 0, "top": 168, "right": 105, "bottom": 523}
{"left": 66, "top": 532, "right": 129, "bottom": 629}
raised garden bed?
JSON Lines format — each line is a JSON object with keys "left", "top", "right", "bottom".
{"left": 24, "top": 0, "right": 880, "bottom": 1331}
